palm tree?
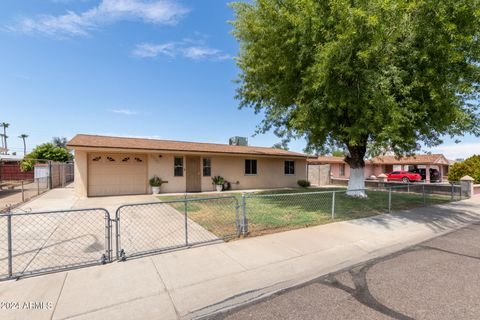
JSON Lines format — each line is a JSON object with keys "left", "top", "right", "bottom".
{"left": 52, "top": 137, "right": 67, "bottom": 149}
{"left": 19, "top": 134, "right": 29, "bottom": 156}
{"left": 1, "top": 122, "right": 9, "bottom": 154}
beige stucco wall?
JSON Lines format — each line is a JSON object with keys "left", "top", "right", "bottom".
{"left": 73, "top": 150, "right": 88, "bottom": 197}
{"left": 148, "top": 153, "right": 186, "bottom": 193}
{"left": 73, "top": 148, "right": 307, "bottom": 196}
{"left": 200, "top": 155, "right": 306, "bottom": 192}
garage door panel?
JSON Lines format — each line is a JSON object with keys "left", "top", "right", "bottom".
{"left": 88, "top": 153, "right": 147, "bottom": 196}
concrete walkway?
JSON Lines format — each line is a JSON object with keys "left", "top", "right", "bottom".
{"left": 1, "top": 192, "right": 479, "bottom": 319}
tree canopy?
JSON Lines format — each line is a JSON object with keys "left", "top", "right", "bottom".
{"left": 231, "top": 0, "right": 480, "bottom": 194}
{"left": 20, "top": 142, "right": 72, "bottom": 171}
{"left": 448, "top": 155, "right": 480, "bottom": 183}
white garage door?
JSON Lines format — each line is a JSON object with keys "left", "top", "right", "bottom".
{"left": 88, "top": 153, "right": 147, "bottom": 197}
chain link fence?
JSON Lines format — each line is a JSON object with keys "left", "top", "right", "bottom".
{"left": 0, "top": 208, "right": 110, "bottom": 280}
{"left": 386, "top": 183, "right": 462, "bottom": 212}
{"left": 0, "top": 159, "right": 74, "bottom": 212}
{"left": 116, "top": 196, "right": 239, "bottom": 260}
{"left": 0, "top": 182, "right": 465, "bottom": 280}
{"left": 241, "top": 183, "right": 462, "bottom": 235}
{"left": 243, "top": 191, "right": 334, "bottom": 235}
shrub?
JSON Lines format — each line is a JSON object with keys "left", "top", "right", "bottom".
{"left": 297, "top": 179, "right": 311, "bottom": 187}
{"left": 448, "top": 155, "right": 480, "bottom": 183}
{"left": 149, "top": 175, "right": 165, "bottom": 187}
{"left": 212, "top": 176, "right": 225, "bottom": 185}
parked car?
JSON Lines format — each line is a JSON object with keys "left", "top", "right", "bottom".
{"left": 386, "top": 171, "right": 422, "bottom": 183}
{"left": 408, "top": 168, "right": 441, "bottom": 182}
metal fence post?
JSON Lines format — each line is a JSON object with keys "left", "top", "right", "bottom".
{"left": 115, "top": 214, "right": 122, "bottom": 261}
{"left": 331, "top": 191, "right": 336, "bottom": 220}
{"left": 451, "top": 183, "right": 454, "bottom": 201}
{"left": 235, "top": 201, "right": 241, "bottom": 236}
{"left": 241, "top": 193, "right": 248, "bottom": 235}
{"left": 7, "top": 208, "right": 13, "bottom": 278}
{"left": 37, "top": 178, "right": 40, "bottom": 196}
{"left": 48, "top": 161, "right": 53, "bottom": 190}
{"left": 61, "top": 164, "right": 65, "bottom": 188}
{"left": 388, "top": 188, "right": 392, "bottom": 213}
{"left": 104, "top": 213, "right": 110, "bottom": 263}
{"left": 184, "top": 193, "right": 189, "bottom": 246}
{"left": 21, "top": 181, "right": 25, "bottom": 202}
{"left": 422, "top": 184, "right": 426, "bottom": 205}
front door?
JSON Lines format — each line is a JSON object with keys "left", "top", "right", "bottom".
{"left": 186, "top": 156, "right": 201, "bottom": 192}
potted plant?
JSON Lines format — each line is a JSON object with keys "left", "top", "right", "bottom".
{"left": 212, "top": 176, "right": 225, "bottom": 192}
{"left": 149, "top": 175, "right": 167, "bottom": 194}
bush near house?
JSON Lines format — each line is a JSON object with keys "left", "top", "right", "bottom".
{"left": 448, "top": 155, "right": 480, "bottom": 183}
{"left": 297, "top": 179, "right": 311, "bottom": 187}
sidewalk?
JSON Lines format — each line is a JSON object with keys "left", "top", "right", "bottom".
{"left": 1, "top": 196, "right": 479, "bottom": 320}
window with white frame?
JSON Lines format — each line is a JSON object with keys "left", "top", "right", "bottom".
{"left": 174, "top": 156, "right": 183, "bottom": 177}
{"left": 203, "top": 158, "right": 211, "bottom": 176}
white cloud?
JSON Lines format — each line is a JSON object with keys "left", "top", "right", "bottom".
{"left": 110, "top": 108, "right": 139, "bottom": 115}
{"left": 6, "top": 0, "right": 189, "bottom": 37}
{"left": 132, "top": 42, "right": 176, "bottom": 58}
{"left": 428, "top": 142, "right": 480, "bottom": 160}
{"left": 132, "top": 40, "right": 231, "bottom": 61}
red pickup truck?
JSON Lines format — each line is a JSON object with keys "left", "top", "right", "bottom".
{"left": 386, "top": 171, "right": 422, "bottom": 183}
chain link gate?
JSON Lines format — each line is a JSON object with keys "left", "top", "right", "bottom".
{"left": 115, "top": 196, "right": 240, "bottom": 260}
{"left": 0, "top": 208, "right": 111, "bottom": 280}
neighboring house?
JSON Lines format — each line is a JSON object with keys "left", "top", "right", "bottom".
{"left": 308, "top": 154, "right": 452, "bottom": 183}
{"left": 308, "top": 156, "right": 348, "bottom": 180}
{"left": 67, "top": 134, "right": 308, "bottom": 197}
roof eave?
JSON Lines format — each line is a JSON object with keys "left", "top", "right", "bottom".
{"left": 67, "top": 144, "right": 308, "bottom": 159}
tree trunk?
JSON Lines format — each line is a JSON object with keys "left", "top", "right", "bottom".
{"left": 345, "top": 144, "right": 367, "bottom": 198}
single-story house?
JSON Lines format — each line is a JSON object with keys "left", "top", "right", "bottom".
{"left": 308, "top": 154, "right": 452, "bottom": 183}
{"left": 67, "top": 134, "right": 308, "bottom": 197}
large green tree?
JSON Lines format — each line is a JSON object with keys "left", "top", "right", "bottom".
{"left": 448, "top": 155, "right": 480, "bottom": 183}
{"left": 20, "top": 142, "right": 72, "bottom": 171}
{"left": 231, "top": 0, "right": 480, "bottom": 196}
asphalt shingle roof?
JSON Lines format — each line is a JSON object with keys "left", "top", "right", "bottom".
{"left": 67, "top": 134, "right": 308, "bottom": 158}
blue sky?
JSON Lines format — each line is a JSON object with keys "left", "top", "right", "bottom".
{"left": 0, "top": 0, "right": 478, "bottom": 159}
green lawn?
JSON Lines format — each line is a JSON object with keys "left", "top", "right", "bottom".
{"left": 158, "top": 188, "right": 452, "bottom": 237}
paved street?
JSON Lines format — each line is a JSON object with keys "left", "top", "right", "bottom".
{"left": 216, "top": 223, "right": 480, "bottom": 320}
